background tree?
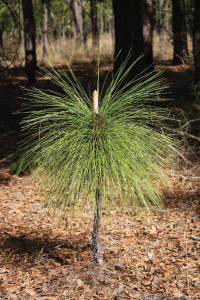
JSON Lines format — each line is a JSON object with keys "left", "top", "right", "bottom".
{"left": 22, "top": 0, "right": 37, "bottom": 83}
{"left": 112, "top": 0, "right": 145, "bottom": 80}
{"left": 90, "top": 0, "right": 98, "bottom": 49}
{"left": 172, "top": 0, "right": 188, "bottom": 65}
{"left": 1, "top": 0, "right": 23, "bottom": 56}
{"left": 82, "top": 0, "right": 89, "bottom": 57}
{"left": 42, "top": 0, "right": 48, "bottom": 60}
{"left": 194, "top": 0, "right": 200, "bottom": 85}
{"left": 158, "top": 0, "right": 164, "bottom": 34}
{"left": 143, "top": 0, "right": 154, "bottom": 71}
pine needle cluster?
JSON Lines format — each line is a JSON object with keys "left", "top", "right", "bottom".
{"left": 14, "top": 58, "right": 178, "bottom": 214}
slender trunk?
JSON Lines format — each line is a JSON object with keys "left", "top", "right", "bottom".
{"left": 100, "top": 3, "right": 103, "bottom": 36}
{"left": 82, "top": 0, "right": 89, "bottom": 57}
{"left": 42, "top": 0, "right": 48, "bottom": 60}
{"left": 106, "top": 1, "right": 110, "bottom": 34}
{"left": 61, "top": 4, "right": 65, "bottom": 39}
{"left": 165, "top": 0, "right": 171, "bottom": 32}
{"left": 172, "top": 0, "right": 188, "bottom": 65}
{"left": 92, "top": 187, "right": 103, "bottom": 266}
{"left": 74, "top": 0, "right": 83, "bottom": 44}
{"left": 47, "top": 0, "right": 58, "bottom": 39}
{"left": 91, "top": 0, "right": 98, "bottom": 50}
{"left": 22, "top": 0, "right": 37, "bottom": 83}
{"left": 111, "top": 14, "right": 115, "bottom": 46}
{"left": 189, "top": 0, "right": 194, "bottom": 38}
{"left": 70, "top": 0, "right": 76, "bottom": 40}
{"left": 113, "top": 0, "right": 145, "bottom": 81}
{"left": 0, "top": 23, "right": 4, "bottom": 52}
{"left": 159, "top": 0, "right": 164, "bottom": 34}
{"left": 143, "top": 0, "right": 154, "bottom": 71}
{"left": 194, "top": 0, "right": 200, "bottom": 84}
{"left": 18, "top": 27, "right": 24, "bottom": 57}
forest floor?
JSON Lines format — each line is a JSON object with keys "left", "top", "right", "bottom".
{"left": 0, "top": 61, "right": 200, "bottom": 300}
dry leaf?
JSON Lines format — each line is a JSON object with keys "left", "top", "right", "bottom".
{"left": 152, "top": 277, "right": 163, "bottom": 288}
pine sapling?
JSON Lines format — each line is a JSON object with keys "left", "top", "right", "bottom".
{"left": 13, "top": 57, "right": 179, "bottom": 266}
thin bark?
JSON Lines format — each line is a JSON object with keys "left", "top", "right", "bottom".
{"left": 90, "top": 0, "right": 98, "bottom": 49}
{"left": 112, "top": 0, "right": 145, "bottom": 81}
{"left": 92, "top": 187, "right": 103, "bottom": 266}
{"left": 143, "top": 0, "right": 154, "bottom": 71}
{"left": 22, "top": 0, "right": 37, "bottom": 83}
{"left": 172, "top": 0, "right": 188, "bottom": 65}
{"left": 194, "top": 0, "right": 200, "bottom": 84}
{"left": 42, "top": 0, "right": 48, "bottom": 60}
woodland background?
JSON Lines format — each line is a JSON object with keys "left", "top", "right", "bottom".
{"left": 0, "top": 0, "right": 200, "bottom": 299}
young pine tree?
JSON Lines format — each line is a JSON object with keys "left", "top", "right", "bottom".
{"left": 14, "top": 57, "right": 178, "bottom": 266}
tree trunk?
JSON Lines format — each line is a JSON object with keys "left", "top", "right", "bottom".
{"left": 106, "top": 1, "right": 110, "bottom": 34}
{"left": 61, "top": 4, "right": 66, "bottom": 39}
{"left": 70, "top": 0, "right": 76, "bottom": 40}
{"left": 165, "top": 0, "right": 171, "bottom": 33}
{"left": 42, "top": 0, "right": 48, "bottom": 60}
{"left": 82, "top": 0, "right": 89, "bottom": 57}
{"left": 22, "top": 0, "right": 37, "bottom": 83}
{"left": 143, "top": 0, "right": 154, "bottom": 71}
{"left": 100, "top": 3, "right": 103, "bottom": 36}
{"left": 18, "top": 27, "right": 24, "bottom": 58}
{"left": 0, "top": 23, "right": 4, "bottom": 52}
{"left": 47, "top": 0, "right": 58, "bottom": 39}
{"left": 1, "top": 0, "right": 23, "bottom": 57}
{"left": 92, "top": 187, "right": 103, "bottom": 266}
{"left": 159, "top": 0, "right": 164, "bottom": 34}
{"left": 172, "top": 0, "right": 188, "bottom": 65}
{"left": 74, "top": 0, "right": 83, "bottom": 44}
{"left": 112, "top": 0, "right": 145, "bottom": 81}
{"left": 90, "top": 0, "right": 98, "bottom": 50}
{"left": 194, "top": 0, "right": 200, "bottom": 84}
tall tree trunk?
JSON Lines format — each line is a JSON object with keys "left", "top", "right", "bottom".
{"left": 1, "top": 0, "right": 22, "bottom": 57}
{"left": 47, "top": 0, "right": 58, "bottom": 39}
{"left": 74, "top": 0, "right": 83, "bottom": 44}
{"left": 91, "top": 0, "right": 98, "bottom": 50}
{"left": 112, "top": 0, "right": 145, "bottom": 81}
{"left": 61, "top": 4, "right": 65, "bottom": 39}
{"left": 159, "top": 0, "right": 164, "bottom": 34}
{"left": 70, "top": 0, "right": 76, "bottom": 39}
{"left": 165, "top": 0, "right": 171, "bottom": 33}
{"left": 82, "top": 0, "right": 89, "bottom": 57}
{"left": 22, "top": 0, "right": 37, "bottom": 83}
{"left": 172, "top": 0, "right": 188, "bottom": 65}
{"left": 100, "top": 3, "right": 103, "bottom": 36}
{"left": 143, "top": 0, "right": 154, "bottom": 71}
{"left": 18, "top": 27, "right": 24, "bottom": 58}
{"left": 0, "top": 23, "right": 4, "bottom": 52}
{"left": 194, "top": 0, "right": 200, "bottom": 84}
{"left": 42, "top": 0, "right": 48, "bottom": 60}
